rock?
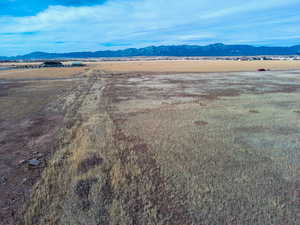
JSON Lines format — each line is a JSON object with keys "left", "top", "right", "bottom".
{"left": 18, "top": 159, "right": 27, "bottom": 165}
{"left": 33, "top": 152, "right": 44, "bottom": 159}
{"left": 22, "top": 178, "right": 28, "bottom": 184}
{"left": 28, "top": 159, "right": 41, "bottom": 166}
{"left": 0, "top": 176, "right": 7, "bottom": 185}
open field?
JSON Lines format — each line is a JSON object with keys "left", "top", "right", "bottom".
{"left": 2, "top": 59, "right": 300, "bottom": 75}
{"left": 0, "top": 62, "right": 41, "bottom": 67}
{"left": 93, "top": 60, "right": 300, "bottom": 73}
{"left": 0, "top": 79, "right": 83, "bottom": 224}
{"left": 0, "top": 67, "right": 87, "bottom": 80}
{"left": 0, "top": 66, "right": 299, "bottom": 225}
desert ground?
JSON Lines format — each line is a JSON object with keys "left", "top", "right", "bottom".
{"left": 92, "top": 59, "right": 300, "bottom": 73}
{"left": 0, "top": 67, "right": 87, "bottom": 80}
{"left": 0, "top": 61, "right": 299, "bottom": 225}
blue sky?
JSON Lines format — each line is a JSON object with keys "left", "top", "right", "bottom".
{"left": 0, "top": 0, "right": 299, "bottom": 56}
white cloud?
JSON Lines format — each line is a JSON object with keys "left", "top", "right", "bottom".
{"left": 0, "top": 0, "right": 299, "bottom": 55}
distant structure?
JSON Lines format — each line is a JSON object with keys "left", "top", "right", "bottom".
{"left": 39, "top": 61, "right": 64, "bottom": 68}
{"left": 257, "top": 68, "right": 270, "bottom": 72}
{"left": 71, "top": 62, "right": 86, "bottom": 67}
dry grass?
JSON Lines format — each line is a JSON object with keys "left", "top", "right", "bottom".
{"left": 0, "top": 62, "right": 41, "bottom": 67}
{"left": 104, "top": 70, "right": 300, "bottom": 224}
{"left": 0, "top": 78, "right": 82, "bottom": 225}
{"left": 3, "top": 69, "right": 298, "bottom": 225}
{"left": 93, "top": 60, "right": 300, "bottom": 73}
{"left": 122, "top": 93, "right": 300, "bottom": 223}
{"left": 23, "top": 77, "right": 191, "bottom": 225}
{"left": 0, "top": 67, "right": 88, "bottom": 80}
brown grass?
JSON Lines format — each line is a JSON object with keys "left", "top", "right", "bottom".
{"left": 0, "top": 67, "right": 88, "bottom": 80}
{"left": 118, "top": 83, "right": 300, "bottom": 224}
{"left": 104, "top": 70, "right": 300, "bottom": 225}
{"left": 93, "top": 60, "right": 300, "bottom": 73}
{"left": 22, "top": 77, "right": 192, "bottom": 225}
{"left": 2, "top": 69, "right": 298, "bottom": 225}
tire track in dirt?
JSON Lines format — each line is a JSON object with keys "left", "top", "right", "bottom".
{"left": 22, "top": 76, "right": 103, "bottom": 225}
{"left": 22, "top": 73, "right": 193, "bottom": 225}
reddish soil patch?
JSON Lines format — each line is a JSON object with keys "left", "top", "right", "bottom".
{"left": 0, "top": 83, "right": 25, "bottom": 97}
{"left": 0, "top": 114, "right": 64, "bottom": 225}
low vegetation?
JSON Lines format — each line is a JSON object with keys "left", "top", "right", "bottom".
{"left": 1, "top": 66, "right": 299, "bottom": 225}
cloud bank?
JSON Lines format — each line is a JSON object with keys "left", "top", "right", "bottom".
{"left": 0, "top": 0, "right": 299, "bottom": 56}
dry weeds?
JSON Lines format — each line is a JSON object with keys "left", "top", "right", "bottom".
{"left": 0, "top": 67, "right": 88, "bottom": 80}
{"left": 94, "top": 60, "right": 300, "bottom": 73}
{"left": 1, "top": 68, "right": 299, "bottom": 225}
{"left": 23, "top": 76, "right": 192, "bottom": 225}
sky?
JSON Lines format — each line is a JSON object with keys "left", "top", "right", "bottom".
{"left": 0, "top": 0, "right": 300, "bottom": 56}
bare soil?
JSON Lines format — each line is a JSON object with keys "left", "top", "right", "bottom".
{"left": 0, "top": 78, "right": 82, "bottom": 225}
{"left": 0, "top": 67, "right": 299, "bottom": 225}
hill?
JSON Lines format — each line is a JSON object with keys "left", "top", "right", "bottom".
{"left": 2, "top": 43, "right": 300, "bottom": 60}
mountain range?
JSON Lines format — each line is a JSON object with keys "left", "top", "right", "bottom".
{"left": 1, "top": 43, "right": 300, "bottom": 60}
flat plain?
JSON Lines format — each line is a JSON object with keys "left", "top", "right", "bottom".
{"left": 0, "top": 61, "right": 299, "bottom": 225}
{"left": 0, "top": 67, "right": 87, "bottom": 80}
{"left": 92, "top": 59, "right": 300, "bottom": 73}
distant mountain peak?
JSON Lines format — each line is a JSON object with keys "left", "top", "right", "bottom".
{"left": 1, "top": 43, "right": 300, "bottom": 60}
{"left": 209, "top": 43, "right": 225, "bottom": 47}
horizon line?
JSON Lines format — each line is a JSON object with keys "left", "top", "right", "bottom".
{"left": 1, "top": 42, "right": 300, "bottom": 58}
